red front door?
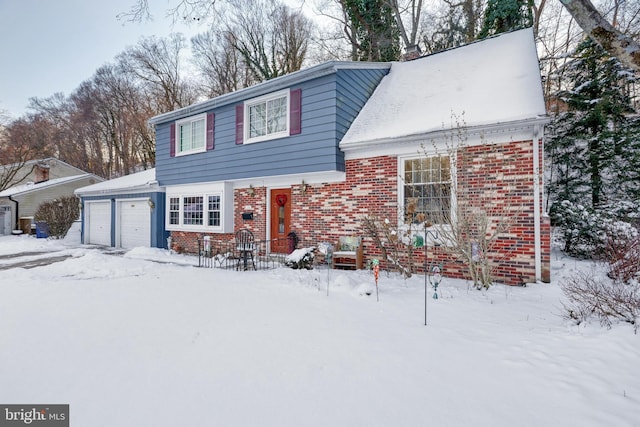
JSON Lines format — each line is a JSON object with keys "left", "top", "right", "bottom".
{"left": 270, "top": 188, "right": 291, "bottom": 253}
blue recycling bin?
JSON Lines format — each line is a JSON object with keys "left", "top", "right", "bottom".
{"left": 35, "top": 222, "right": 49, "bottom": 238}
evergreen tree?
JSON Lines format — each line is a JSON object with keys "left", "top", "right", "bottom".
{"left": 547, "top": 38, "right": 640, "bottom": 209}
{"left": 342, "top": 0, "right": 401, "bottom": 61}
{"left": 479, "top": 0, "right": 534, "bottom": 38}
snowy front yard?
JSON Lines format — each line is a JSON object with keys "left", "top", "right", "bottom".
{"left": 0, "top": 235, "right": 638, "bottom": 426}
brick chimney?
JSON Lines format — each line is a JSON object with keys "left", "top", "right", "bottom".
{"left": 402, "top": 44, "right": 422, "bottom": 61}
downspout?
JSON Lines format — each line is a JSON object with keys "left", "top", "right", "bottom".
{"left": 532, "top": 125, "right": 543, "bottom": 282}
{"left": 8, "top": 195, "right": 18, "bottom": 231}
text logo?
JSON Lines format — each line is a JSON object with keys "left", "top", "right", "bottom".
{"left": 0, "top": 405, "right": 68, "bottom": 426}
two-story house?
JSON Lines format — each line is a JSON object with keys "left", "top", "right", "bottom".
{"left": 78, "top": 28, "right": 550, "bottom": 284}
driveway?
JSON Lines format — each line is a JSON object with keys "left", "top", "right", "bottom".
{"left": 0, "top": 251, "right": 74, "bottom": 270}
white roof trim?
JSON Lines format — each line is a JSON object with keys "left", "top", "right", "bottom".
{"left": 75, "top": 169, "right": 162, "bottom": 196}
{"left": 342, "top": 117, "right": 550, "bottom": 160}
{"left": 0, "top": 174, "right": 98, "bottom": 198}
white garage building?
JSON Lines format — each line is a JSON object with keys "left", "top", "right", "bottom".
{"left": 75, "top": 169, "right": 168, "bottom": 249}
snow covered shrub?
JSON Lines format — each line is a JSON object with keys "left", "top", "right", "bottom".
{"left": 561, "top": 270, "right": 640, "bottom": 333}
{"left": 602, "top": 200, "right": 640, "bottom": 228}
{"left": 551, "top": 200, "right": 639, "bottom": 259}
{"left": 285, "top": 247, "right": 315, "bottom": 269}
{"left": 551, "top": 200, "right": 605, "bottom": 257}
{"left": 33, "top": 196, "right": 79, "bottom": 238}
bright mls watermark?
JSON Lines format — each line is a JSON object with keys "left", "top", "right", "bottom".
{"left": 0, "top": 405, "right": 68, "bottom": 426}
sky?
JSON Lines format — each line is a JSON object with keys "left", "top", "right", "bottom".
{"left": 0, "top": 0, "right": 202, "bottom": 119}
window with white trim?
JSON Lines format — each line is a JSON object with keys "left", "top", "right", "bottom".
{"left": 168, "top": 193, "right": 225, "bottom": 231}
{"left": 183, "top": 196, "right": 204, "bottom": 225}
{"left": 207, "top": 195, "right": 221, "bottom": 227}
{"left": 169, "top": 197, "right": 180, "bottom": 225}
{"left": 402, "top": 156, "right": 452, "bottom": 224}
{"left": 176, "top": 114, "right": 206, "bottom": 155}
{"left": 245, "top": 90, "right": 289, "bottom": 143}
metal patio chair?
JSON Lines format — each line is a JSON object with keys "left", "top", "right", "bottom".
{"left": 235, "top": 229, "right": 256, "bottom": 271}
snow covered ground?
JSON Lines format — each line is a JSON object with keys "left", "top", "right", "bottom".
{"left": 0, "top": 234, "right": 638, "bottom": 427}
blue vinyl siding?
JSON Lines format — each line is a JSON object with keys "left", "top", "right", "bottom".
{"left": 80, "top": 192, "right": 168, "bottom": 249}
{"left": 335, "top": 68, "right": 387, "bottom": 138}
{"left": 156, "top": 66, "right": 388, "bottom": 186}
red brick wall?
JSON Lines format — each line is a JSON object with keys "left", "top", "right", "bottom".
{"left": 453, "top": 140, "right": 540, "bottom": 284}
{"left": 169, "top": 140, "right": 551, "bottom": 285}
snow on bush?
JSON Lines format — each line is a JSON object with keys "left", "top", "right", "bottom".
{"left": 561, "top": 269, "right": 640, "bottom": 333}
{"left": 285, "top": 247, "right": 315, "bottom": 269}
{"left": 33, "top": 196, "right": 79, "bottom": 238}
{"left": 551, "top": 199, "right": 638, "bottom": 259}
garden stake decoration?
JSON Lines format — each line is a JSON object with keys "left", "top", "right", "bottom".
{"left": 372, "top": 258, "right": 380, "bottom": 302}
{"left": 424, "top": 227, "right": 440, "bottom": 326}
{"left": 318, "top": 242, "right": 333, "bottom": 296}
{"left": 326, "top": 245, "right": 333, "bottom": 296}
{"left": 429, "top": 264, "right": 443, "bottom": 299}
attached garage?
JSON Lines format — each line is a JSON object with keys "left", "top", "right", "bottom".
{"left": 75, "top": 169, "right": 168, "bottom": 250}
{"left": 86, "top": 201, "right": 111, "bottom": 246}
{"left": 117, "top": 199, "right": 151, "bottom": 249}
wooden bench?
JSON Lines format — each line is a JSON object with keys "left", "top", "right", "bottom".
{"left": 332, "top": 236, "right": 364, "bottom": 270}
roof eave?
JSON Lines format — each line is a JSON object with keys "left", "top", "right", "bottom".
{"left": 75, "top": 183, "right": 163, "bottom": 197}
{"left": 340, "top": 116, "right": 550, "bottom": 152}
{"left": 148, "top": 61, "right": 391, "bottom": 126}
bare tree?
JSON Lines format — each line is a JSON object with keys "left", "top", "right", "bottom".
{"left": 226, "top": 0, "right": 314, "bottom": 81}
{"left": 118, "top": 33, "right": 197, "bottom": 111}
{"left": 192, "top": 30, "right": 256, "bottom": 97}
{"left": 0, "top": 129, "right": 35, "bottom": 191}
{"left": 118, "top": 0, "right": 219, "bottom": 24}
{"left": 561, "top": 0, "right": 640, "bottom": 72}
{"left": 389, "top": 0, "right": 425, "bottom": 52}
{"left": 73, "top": 65, "right": 151, "bottom": 177}
{"left": 421, "top": 0, "right": 484, "bottom": 53}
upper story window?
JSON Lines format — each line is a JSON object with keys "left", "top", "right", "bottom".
{"left": 245, "top": 90, "right": 290, "bottom": 143}
{"left": 402, "top": 155, "right": 452, "bottom": 224}
{"left": 176, "top": 114, "right": 206, "bottom": 156}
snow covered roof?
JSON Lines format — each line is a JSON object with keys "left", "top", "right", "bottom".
{"left": 340, "top": 28, "right": 547, "bottom": 149}
{"left": 0, "top": 157, "right": 88, "bottom": 174}
{"left": 0, "top": 174, "right": 97, "bottom": 197}
{"left": 74, "top": 168, "right": 160, "bottom": 196}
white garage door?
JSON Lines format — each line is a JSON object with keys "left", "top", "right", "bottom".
{"left": 118, "top": 200, "right": 151, "bottom": 249}
{"left": 86, "top": 201, "right": 111, "bottom": 246}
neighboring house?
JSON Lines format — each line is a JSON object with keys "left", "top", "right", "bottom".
{"left": 0, "top": 172, "right": 103, "bottom": 235}
{"left": 0, "top": 157, "right": 88, "bottom": 190}
{"left": 74, "top": 168, "right": 168, "bottom": 249}
{"left": 75, "top": 169, "right": 169, "bottom": 249}
{"left": 147, "top": 28, "right": 550, "bottom": 284}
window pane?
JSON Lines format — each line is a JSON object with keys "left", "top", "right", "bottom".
{"left": 179, "top": 124, "right": 189, "bottom": 152}
{"left": 249, "top": 104, "right": 266, "bottom": 138}
{"left": 178, "top": 117, "right": 205, "bottom": 153}
{"left": 403, "top": 156, "right": 451, "bottom": 223}
{"left": 191, "top": 118, "right": 205, "bottom": 150}
{"left": 183, "top": 196, "right": 203, "bottom": 225}
{"left": 267, "top": 96, "right": 287, "bottom": 134}
{"left": 169, "top": 197, "right": 180, "bottom": 225}
{"left": 208, "top": 195, "right": 221, "bottom": 227}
